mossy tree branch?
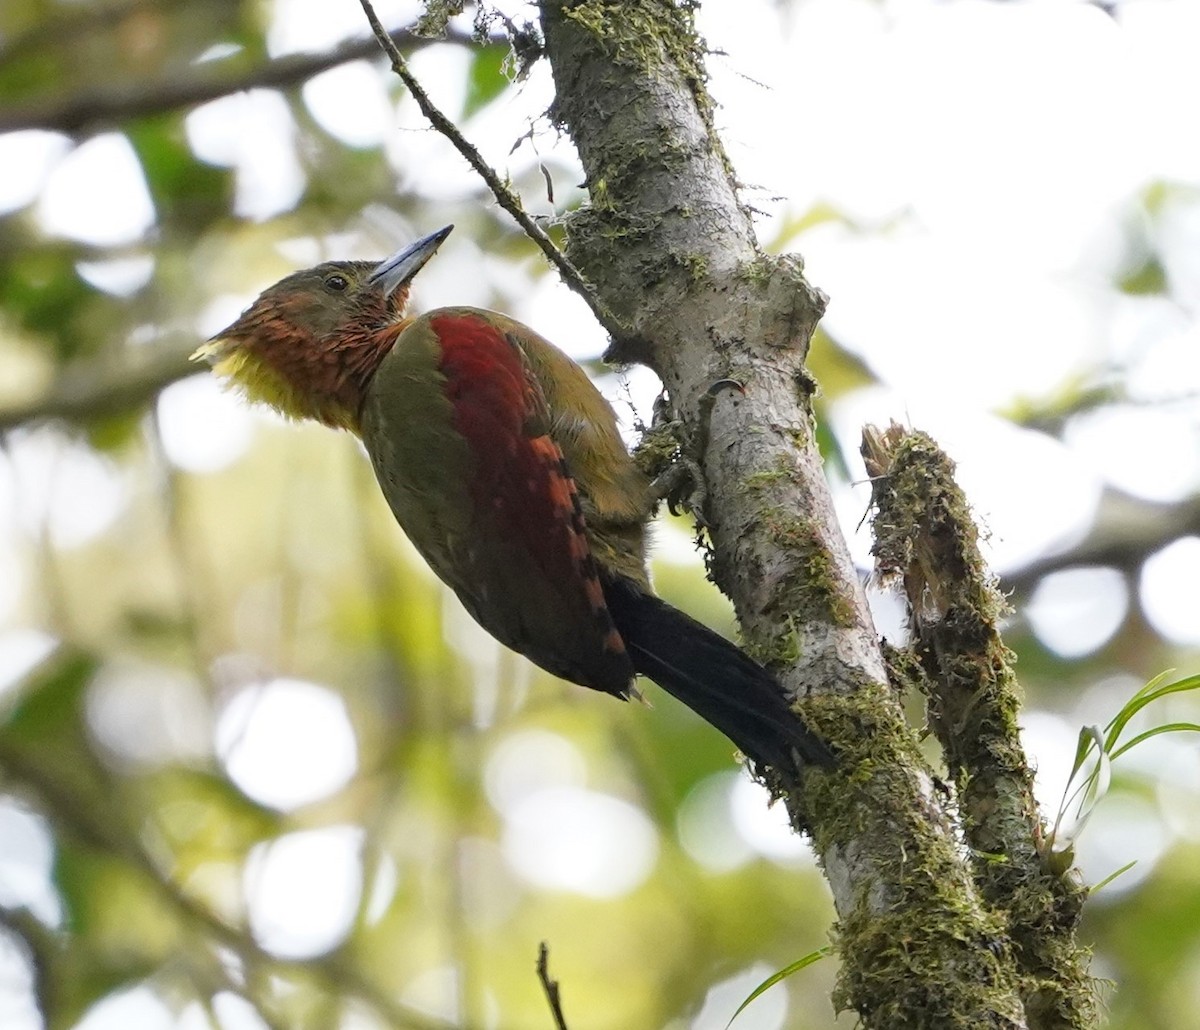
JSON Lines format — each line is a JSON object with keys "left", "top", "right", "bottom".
{"left": 862, "top": 423, "right": 1100, "bottom": 1029}
{"left": 533, "top": 1, "right": 1032, "bottom": 1026}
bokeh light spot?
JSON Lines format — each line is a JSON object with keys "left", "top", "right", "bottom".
{"left": 731, "top": 773, "right": 815, "bottom": 866}
{"left": 1140, "top": 537, "right": 1200, "bottom": 644}
{"left": 38, "top": 134, "right": 155, "bottom": 246}
{"left": 87, "top": 661, "right": 212, "bottom": 766}
{"left": 0, "top": 130, "right": 71, "bottom": 214}
{"left": 303, "top": 61, "right": 392, "bottom": 148}
{"left": 75, "top": 255, "right": 155, "bottom": 297}
{"left": 1068, "top": 407, "right": 1200, "bottom": 503}
{"left": 690, "top": 962, "right": 788, "bottom": 1030}
{"left": 501, "top": 787, "right": 658, "bottom": 897}
{"left": 8, "top": 429, "right": 128, "bottom": 549}
{"left": 75, "top": 986, "right": 174, "bottom": 1030}
{"left": 677, "top": 771, "right": 753, "bottom": 873}
{"left": 1026, "top": 567, "right": 1128, "bottom": 658}
{"left": 0, "top": 928, "right": 40, "bottom": 1030}
{"left": 185, "top": 91, "right": 304, "bottom": 220}
{"left": 484, "top": 729, "right": 586, "bottom": 813}
{"left": 157, "top": 375, "right": 255, "bottom": 474}
{"left": 0, "top": 800, "right": 60, "bottom": 926}
{"left": 244, "top": 826, "right": 363, "bottom": 958}
{"left": 216, "top": 678, "right": 358, "bottom": 810}
{"left": 1074, "top": 795, "right": 1167, "bottom": 897}
{"left": 0, "top": 631, "right": 58, "bottom": 700}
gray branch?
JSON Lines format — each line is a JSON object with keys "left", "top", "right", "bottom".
{"left": 537, "top": 2, "right": 1029, "bottom": 1025}
{"left": 0, "top": 344, "right": 196, "bottom": 434}
{"left": 0, "top": 26, "right": 478, "bottom": 135}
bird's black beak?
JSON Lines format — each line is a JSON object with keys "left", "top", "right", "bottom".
{"left": 369, "top": 224, "right": 454, "bottom": 297}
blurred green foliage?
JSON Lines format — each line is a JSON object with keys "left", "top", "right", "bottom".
{"left": 0, "top": 2, "right": 1197, "bottom": 1029}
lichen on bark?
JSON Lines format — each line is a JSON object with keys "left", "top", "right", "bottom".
{"left": 533, "top": 2, "right": 1092, "bottom": 1026}
{"left": 863, "top": 422, "right": 1101, "bottom": 1028}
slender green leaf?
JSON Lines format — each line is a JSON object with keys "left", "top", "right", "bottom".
{"left": 1067, "top": 724, "right": 1100, "bottom": 779}
{"left": 1051, "top": 674, "right": 1200, "bottom": 855}
{"left": 1051, "top": 725, "right": 1105, "bottom": 847}
{"left": 1090, "top": 860, "right": 1138, "bottom": 895}
{"left": 725, "top": 947, "right": 831, "bottom": 1029}
{"left": 1104, "top": 671, "right": 1200, "bottom": 750}
{"left": 1110, "top": 723, "right": 1200, "bottom": 763}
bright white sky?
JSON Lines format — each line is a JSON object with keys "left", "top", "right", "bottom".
{"left": 1, "top": 2, "right": 1199, "bottom": 1024}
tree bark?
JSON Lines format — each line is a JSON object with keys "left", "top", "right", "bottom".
{"left": 537, "top": 2, "right": 1047, "bottom": 1026}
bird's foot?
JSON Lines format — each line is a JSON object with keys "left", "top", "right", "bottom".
{"left": 650, "top": 458, "right": 707, "bottom": 525}
{"left": 634, "top": 379, "right": 745, "bottom": 527}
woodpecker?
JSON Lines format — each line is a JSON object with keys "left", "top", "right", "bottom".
{"left": 195, "top": 226, "right": 833, "bottom": 772}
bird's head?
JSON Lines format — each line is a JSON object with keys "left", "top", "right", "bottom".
{"left": 193, "top": 225, "right": 453, "bottom": 430}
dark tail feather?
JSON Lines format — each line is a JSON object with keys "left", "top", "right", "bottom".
{"left": 602, "top": 577, "right": 835, "bottom": 771}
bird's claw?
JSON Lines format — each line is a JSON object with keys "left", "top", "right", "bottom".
{"left": 703, "top": 378, "right": 746, "bottom": 399}
{"left": 651, "top": 458, "right": 707, "bottom": 525}
{"left": 638, "top": 378, "right": 744, "bottom": 527}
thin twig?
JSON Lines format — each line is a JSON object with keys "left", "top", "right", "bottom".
{"left": 536, "top": 942, "right": 570, "bottom": 1030}
{"left": 355, "top": 0, "right": 629, "bottom": 343}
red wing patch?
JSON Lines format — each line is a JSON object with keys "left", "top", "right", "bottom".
{"left": 428, "top": 312, "right": 626, "bottom": 668}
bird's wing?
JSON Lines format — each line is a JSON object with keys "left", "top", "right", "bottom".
{"left": 360, "top": 307, "right": 634, "bottom": 696}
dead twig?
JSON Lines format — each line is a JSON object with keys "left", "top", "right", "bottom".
{"left": 536, "top": 941, "right": 570, "bottom": 1030}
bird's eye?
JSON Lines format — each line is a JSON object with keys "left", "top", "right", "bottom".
{"left": 325, "top": 274, "right": 348, "bottom": 292}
